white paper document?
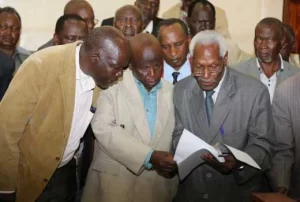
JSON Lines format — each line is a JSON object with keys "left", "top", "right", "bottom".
{"left": 174, "top": 129, "right": 261, "bottom": 180}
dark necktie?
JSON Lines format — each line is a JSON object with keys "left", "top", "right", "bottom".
{"left": 172, "top": 72, "right": 180, "bottom": 84}
{"left": 205, "top": 91, "right": 215, "bottom": 126}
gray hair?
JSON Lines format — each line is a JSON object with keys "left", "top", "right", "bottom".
{"left": 189, "top": 30, "right": 227, "bottom": 57}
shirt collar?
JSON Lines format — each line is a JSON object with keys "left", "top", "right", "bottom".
{"left": 212, "top": 67, "right": 227, "bottom": 95}
{"left": 76, "top": 44, "right": 95, "bottom": 90}
{"left": 143, "top": 20, "right": 153, "bottom": 34}
{"left": 134, "top": 76, "right": 162, "bottom": 93}
{"left": 256, "top": 54, "right": 284, "bottom": 73}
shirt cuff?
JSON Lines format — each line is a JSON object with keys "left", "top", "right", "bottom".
{"left": 0, "top": 191, "right": 15, "bottom": 193}
{"left": 143, "top": 149, "right": 154, "bottom": 170}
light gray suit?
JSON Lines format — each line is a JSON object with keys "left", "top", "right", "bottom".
{"left": 172, "top": 68, "right": 275, "bottom": 202}
{"left": 269, "top": 73, "right": 300, "bottom": 199}
{"left": 232, "top": 57, "right": 300, "bottom": 86}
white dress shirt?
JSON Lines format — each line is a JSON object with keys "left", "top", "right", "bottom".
{"left": 256, "top": 55, "right": 284, "bottom": 102}
{"left": 59, "top": 44, "right": 95, "bottom": 167}
{"left": 143, "top": 20, "right": 153, "bottom": 33}
{"left": 163, "top": 57, "right": 191, "bottom": 83}
{"left": 203, "top": 67, "right": 227, "bottom": 103}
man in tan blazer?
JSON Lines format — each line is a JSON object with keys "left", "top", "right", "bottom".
{"left": 82, "top": 33, "right": 178, "bottom": 202}
{"left": 162, "top": 0, "right": 231, "bottom": 39}
{"left": 186, "top": 0, "right": 251, "bottom": 66}
{"left": 0, "top": 27, "right": 131, "bottom": 202}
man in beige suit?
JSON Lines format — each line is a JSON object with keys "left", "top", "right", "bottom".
{"left": 163, "top": 0, "right": 231, "bottom": 39}
{"left": 0, "top": 27, "right": 131, "bottom": 202}
{"left": 186, "top": 0, "right": 251, "bottom": 66}
{"left": 82, "top": 33, "right": 178, "bottom": 202}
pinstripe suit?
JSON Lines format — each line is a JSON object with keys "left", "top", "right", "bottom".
{"left": 172, "top": 68, "right": 275, "bottom": 202}
{"left": 269, "top": 72, "right": 300, "bottom": 199}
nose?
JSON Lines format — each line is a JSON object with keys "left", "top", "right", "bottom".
{"left": 116, "top": 69, "right": 123, "bottom": 78}
{"left": 149, "top": 68, "right": 155, "bottom": 76}
{"left": 203, "top": 67, "right": 210, "bottom": 78}
{"left": 170, "top": 46, "right": 178, "bottom": 58}
{"left": 125, "top": 19, "right": 132, "bottom": 27}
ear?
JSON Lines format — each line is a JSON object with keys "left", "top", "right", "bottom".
{"left": 134, "top": 1, "right": 138, "bottom": 6}
{"left": 53, "top": 34, "right": 59, "bottom": 46}
{"left": 90, "top": 51, "right": 100, "bottom": 63}
{"left": 189, "top": 56, "right": 193, "bottom": 66}
{"left": 187, "top": 35, "right": 191, "bottom": 44}
{"left": 223, "top": 51, "right": 229, "bottom": 66}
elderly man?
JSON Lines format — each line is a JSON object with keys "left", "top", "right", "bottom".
{"left": 0, "top": 27, "right": 131, "bottom": 202}
{"left": 156, "top": 18, "right": 191, "bottom": 84}
{"left": 113, "top": 5, "right": 143, "bottom": 39}
{"left": 82, "top": 33, "right": 177, "bottom": 202}
{"left": 280, "top": 23, "right": 299, "bottom": 67}
{"left": 0, "top": 7, "right": 31, "bottom": 72}
{"left": 53, "top": 14, "right": 88, "bottom": 45}
{"left": 269, "top": 73, "right": 300, "bottom": 199}
{"left": 162, "top": 0, "right": 231, "bottom": 39}
{"left": 187, "top": 0, "right": 251, "bottom": 66}
{"left": 101, "top": 0, "right": 162, "bottom": 35}
{"left": 172, "top": 30, "right": 274, "bottom": 202}
{"left": 233, "top": 18, "right": 299, "bottom": 102}
{"left": 38, "top": 0, "right": 97, "bottom": 50}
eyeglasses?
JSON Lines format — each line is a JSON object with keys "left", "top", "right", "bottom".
{"left": 192, "top": 66, "right": 223, "bottom": 76}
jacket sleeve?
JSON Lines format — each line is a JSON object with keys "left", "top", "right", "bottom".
{"left": 0, "top": 58, "right": 42, "bottom": 190}
{"left": 234, "top": 85, "right": 275, "bottom": 184}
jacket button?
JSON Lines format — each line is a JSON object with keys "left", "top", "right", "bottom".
{"left": 55, "top": 157, "right": 60, "bottom": 161}
{"left": 43, "top": 178, "right": 48, "bottom": 183}
{"left": 203, "top": 194, "right": 209, "bottom": 199}
{"left": 206, "top": 173, "right": 212, "bottom": 178}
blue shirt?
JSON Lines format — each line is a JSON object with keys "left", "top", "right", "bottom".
{"left": 135, "top": 78, "right": 162, "bottom": 169}
{"left": 163, "top": 57, "right": 191, "bottom": 83}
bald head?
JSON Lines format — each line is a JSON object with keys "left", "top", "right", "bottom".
{"left": 64, "top": 0, "right": 96, "bottom": 31}
{"left": 130, "top": 33, "right": 163, "bottom": 91}
{"left": 81, "top": 26, "right": 131, "bottom": 89}
{"left": 114, "top": 5, "right": 143, "bottom": 39}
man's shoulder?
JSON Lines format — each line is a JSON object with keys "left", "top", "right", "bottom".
{"left": 228, "top": 67, "right": 266, "bottom": 90}
{"left": 162, "top": 3, "right": 181, "bottom": 18}
{"left": 37, "top": 39, "right": 53, "bottom": 51}
{"left": 283, "top": 60, "right": 300, "bottom": 74}
{"left": 101, "top": 17, "right": 114, "bottom": 26}
{"left": 16, "top": 46, "right": 31, "bottom": 57}
{"left": 231, "top": 58, "right": 257, "bottom": 72}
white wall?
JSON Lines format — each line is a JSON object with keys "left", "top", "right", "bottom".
{"left": 0, "top": 0, "right": 283, "bottom": 53}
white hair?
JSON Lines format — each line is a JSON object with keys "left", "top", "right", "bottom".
{"left": 189, "top": 30, "right": 227, "bottom": 57}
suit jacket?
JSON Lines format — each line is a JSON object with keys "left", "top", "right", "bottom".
{"left": 225, "top": 39, "right": 252, "bottom": 66}
{"left": 37, "top": 39, "right": 53, "bottom": 51}
{"left": 101, "top": 16, "right": 163, "bottom": 35}
{"left": 269, "top": 73, "right": 300, "bottom": 199}
{"left": 172, "top": 68, "right": 275, "bottom": 202}
{"left": 0, "top": 51, "right": 14, "bottom": 100}
{"left": 0, "top": 42, "right": 98, "bottom": 202}
{"left": 82, "top": 70, "right": 177, "bottom": 202}
{"left": 162, "top": 3, "right": 231, "bottom": 39}
{"left": 232, "top": 57, "right": 300, "bottom": 86}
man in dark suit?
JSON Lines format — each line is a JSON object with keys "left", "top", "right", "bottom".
{"left": 0, "top": 51, "right": 14, "bottom": 101}
{"left": 101, "top": 0, "right": 162, "bottom": 35}
{"left": 172, "top": 30, "right": 275, "bottom": 202}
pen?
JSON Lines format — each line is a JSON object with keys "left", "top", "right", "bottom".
{"left": 220, "top": 126, "right": 225, "bottom": 137}
{"left": 218, "top": 153, "right": 231, "bottom": 157}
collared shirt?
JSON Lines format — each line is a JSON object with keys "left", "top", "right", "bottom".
{"left": 163, "top": 57, "right": 191, "bottom": 83}
{"left": 135, "top": 77, "right": 162, "bottom": 137}
{"left": 203, "top": 67, "right": 227, "bottom": 103}
{"left": 143, "top": 20, "right": 153, "bottom": 34}
{"left": 13, "top": 46, "right": 31, "bottom": 72}
{"left": 59, "top": 44, "right": 95, "bottom": 167}
{"left": 256, "top": 55, "right": 284, "bottom": 102}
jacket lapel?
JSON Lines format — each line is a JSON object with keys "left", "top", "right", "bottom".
{"left": 151, "top": 81, "right": 170, "bottom": 147}
{"left": 59, "top": 42, "right": 77, "bottom": 138}
{"left": 122, "top": 70, "right": 152, "bottom": 145}
{"left": 208, "top": 69, "right": 235, "bottom": 144}
{"left": 190, "top": 80, "right": 211, "bottom": 140}
{"left": 247, "top": 58, "right": 261, "bottom": 80}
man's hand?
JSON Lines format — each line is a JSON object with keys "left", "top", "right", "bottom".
{"left": 202, "top": 153, "right": 238, "bottom": 174}
{"left": 150, "top": 150, "right": 178, "bottom": 178}
{"left": 277, "top": 187, "right": 288, "bottom": 195}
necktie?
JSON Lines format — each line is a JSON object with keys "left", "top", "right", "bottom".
{"left": 205, "top": 91, "right": 215, "bottom": 126}
{"left": 172, "top": 72, "right": 180, "bottom": 84}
